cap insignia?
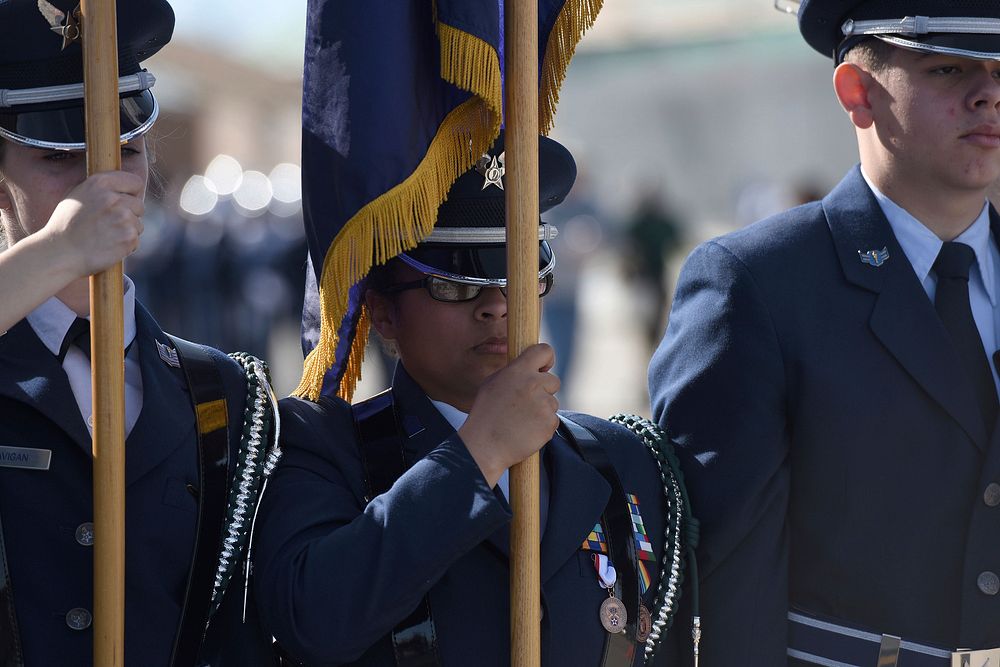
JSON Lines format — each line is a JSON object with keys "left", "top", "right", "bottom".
{"left": 476, "top": 151, "right": 505, "bottom": 191}
{"left": 37, "top": 0, "right": 81, "bottom": 50}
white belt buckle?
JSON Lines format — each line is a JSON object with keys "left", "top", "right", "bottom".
{"left": 952, "top": 648, "right": 1000, "bottom": 667}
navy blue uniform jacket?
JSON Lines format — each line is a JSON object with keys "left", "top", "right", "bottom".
{"left": 0, "top": 303, "right": 273, "bottom": 666}
{"left": 649, "top": 166, "right": 1000, "bottom": 664}
{"left": 255, "top": 364, "right": 672, "bottom": 666}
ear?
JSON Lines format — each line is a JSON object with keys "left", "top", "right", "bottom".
{"left": 0, "top": 178, "right": 11, "bottom": 211}
{"left": 833, "top": 62, "right": 875, "bottom": 130}
{"left": 365, "top": 288, "right": 398, "bottom": 341}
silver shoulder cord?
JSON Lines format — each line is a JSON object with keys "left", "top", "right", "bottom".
{"left": 241, "top": 361, "right": 283, "bottom": 621}
{"left": 205, "top": 354, "right": 282, "bottom": 623}
{"left": 608, "top": 414, "right": 694, "bottom": 665}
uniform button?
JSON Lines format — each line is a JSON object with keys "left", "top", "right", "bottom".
{"left": 978, "top": 572, "right": 1000, "bottom": 596}
{"left": 87, "top": 415, "right": 94, "bottom": 428}
{"left": 75, "top": 522, "right": 94, "bottom": 546}
{"left": 65, "top": 607, "right": 92, "bottom": 630}
{"left": 985, "top": 483, "right": 1000, "bottom": 507}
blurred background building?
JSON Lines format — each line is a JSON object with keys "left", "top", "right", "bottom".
{"left": 135, "top": 0, "right": 863, "bottom": 416}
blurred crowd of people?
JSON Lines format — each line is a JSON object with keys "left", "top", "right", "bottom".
{"left": 127, "top": 199, "right": 307, "bottom": 362}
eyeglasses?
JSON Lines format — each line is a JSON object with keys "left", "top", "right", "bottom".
{"left": 383, "top": 273, "right": 554, "bottom": 303}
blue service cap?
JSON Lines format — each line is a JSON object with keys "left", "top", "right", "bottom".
{"left": 0, "top": 0, "right": 174, "bottom": 150}
{"left": 796, "top": 0, "right": 1000, "bottom": 63}
{"left": 400, "top": 130, "right": 576, "bottom": 284}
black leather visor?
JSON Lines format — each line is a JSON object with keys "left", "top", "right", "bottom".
{"left": 0, "top": 89, "right": 156, "bottom": 150}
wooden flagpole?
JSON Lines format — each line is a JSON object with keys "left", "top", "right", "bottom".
{"left": 80, "top": 0, "right": 127, "bottom": 664}
{"left": 505, "top": 0, "right": 541, "bottom": 665}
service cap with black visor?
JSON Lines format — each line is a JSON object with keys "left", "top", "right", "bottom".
{"left": 371, "top": 129, "right": 575, "bottom": 302}
{"left": 0, "top": 0, "right": 171, "bottom": 150}
{"left": 791, "top": 0, "right": 1000, "bottom": 65}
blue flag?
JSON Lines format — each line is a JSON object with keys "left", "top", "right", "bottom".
{"left": 295, "top": 0, "right": 602, "bottom": 401}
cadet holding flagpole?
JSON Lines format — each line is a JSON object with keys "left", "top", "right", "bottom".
{"left": 276, "top": 3, "right": 697, "bottom": 664}
{"left": 257, "top": 129, "right": 694, "bottom": 666}
{"left": 0, "top": 2, "right": 278, "bottom": 663}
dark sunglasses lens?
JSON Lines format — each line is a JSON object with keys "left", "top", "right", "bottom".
{"left": 499, "top": 276, "right": 552, "bottom": 297}
{"left": 427, "top": 277, "right": 482, "bottom": 302}
{"left": 539, "top": 274, "right": 553, "bottom": 297}
{"left": 425, "top": 274, "right": 552, "bottom": 301}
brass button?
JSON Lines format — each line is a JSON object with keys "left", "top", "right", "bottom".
{"left": 65, "top": 607, "right": 92, "bottom": 630}
{"left": 75, "top": 522, "right": 94, "bottom": 546}
{"left": 985, "top": 483, "right": 1000, "bottom": 507}
{"left": 978, "top": 572, "right": 1000, "bottom": 596}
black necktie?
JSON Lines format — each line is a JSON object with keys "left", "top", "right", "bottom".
{"left": 57, "top": 317, "right": 91, "bottom": 364}
{"left": 56, "top": 318, "right": 134, "bottom": 365}
{"left": 933, "top": 241, "right": 999, "bottom": 429}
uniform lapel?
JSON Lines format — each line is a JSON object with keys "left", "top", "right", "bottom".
{"left": 390, "top": 364, "right": 519, "bottom": 562}
{"left": 124, "top": 304, "right": 196, "bottom": 486}
{"left": 986, "top": 210, "right": 1000, "bottom": 446}
{"left": 389, "top": 366, "right": 611, "bottom": 571}
{"left": 0, "top": 320, "right": 91, "bottom": 451}
{"left": 390, "top": 363, "right": 457, "bottom": 463}
{"left": 540, "top": 432, "right": 609, "bottom": 583}
{"left": 825, "top": 167, "right": 987, "bottom": 451}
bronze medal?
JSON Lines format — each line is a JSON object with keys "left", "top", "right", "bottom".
{"left": 636, "top": 604, "right": 652, "bottom": 643}
{"left": 599, "top": 595, "right": 627, "bottom": 634}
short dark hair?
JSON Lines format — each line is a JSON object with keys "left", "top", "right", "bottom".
{"left": 843, "top": 38, "right": 897, "bottom": 74}
{"left": 364, "top": 258, "right": 408, "bottom": 357}
{"left": 365, "top": 257, "right": 406, "bottom": 295}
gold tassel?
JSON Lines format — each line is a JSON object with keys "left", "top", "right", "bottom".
{"left": 336, "top": 306, "right": 371, "bottom": 401}
{"left": 293, "top": 23, "right": 503, "bottom": 401}
{"left": 539, "top": 0, "right": 604, "bottom": 134}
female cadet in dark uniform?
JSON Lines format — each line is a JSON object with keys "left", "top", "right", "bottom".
{"left": 0, "top": 1, "right": 278, "bottom": 664}
{"left": 254, "top": 134, "right": 695, "bottom": 667}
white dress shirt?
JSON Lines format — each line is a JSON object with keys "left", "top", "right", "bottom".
{"left": 26, "top": 276, "right": 143, "bottom": 437}
{"left": 862, "top": 169, "right": 1000, "bottom": 393}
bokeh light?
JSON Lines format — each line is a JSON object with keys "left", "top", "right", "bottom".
{"left": 205, "top": 154, "right": 244, "bottom": 196}
{"left": 269, "top": 163, "right": 302, "bottom": 216}
{"left": 233, "top": 170, "right": 274, "bottom": 215}
{"left": 178, "top": 175, "right": 219, "bottom": 218}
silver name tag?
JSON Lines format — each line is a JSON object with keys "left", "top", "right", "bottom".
{"left": 0, "top": 446, "right": 52, "bottom": 470}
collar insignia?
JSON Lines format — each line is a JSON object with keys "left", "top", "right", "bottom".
{"left": 476, "top": 151, "right": 505, "bottom": 191}
{"left": 156, "top": 340, "right": 181, "bottom": 368}
{"left": 37, "top": 0, "right": 81, "bottom": 50}
{"left": 858, "top": 247, "right": 889, "bottom": 267}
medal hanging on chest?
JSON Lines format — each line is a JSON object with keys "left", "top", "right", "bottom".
{"left": 593, "top": 553, "right": 627, "bottom": 634}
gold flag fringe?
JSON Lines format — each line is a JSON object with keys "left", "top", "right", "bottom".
{"left": 293, "top": 23, "right": 503, "bottom": 401}
{"left": 539, "top": 0, "right": 604, "bottom": 134}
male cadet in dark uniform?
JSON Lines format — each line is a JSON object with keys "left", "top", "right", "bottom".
{"left": 0, "top": 1, "right": 277, "bottom": 664}
{"left": 255, "top": 134, "right": 686, "bottom": 666}
{"left": 649, "top": 0, "right": 1000, "bottom": 665}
